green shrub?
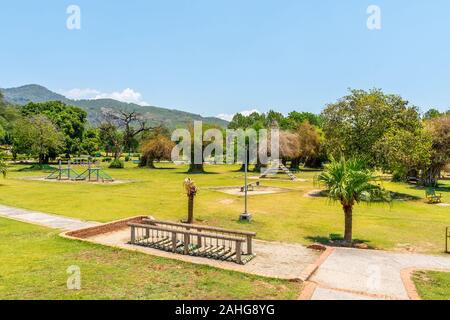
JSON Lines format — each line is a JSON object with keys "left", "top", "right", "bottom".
{"left": 102, "top": 157, "right": 112, "bottom": 162}
{"left": 109, "top": 158, "right": 124, "bottom": 169}
{"left": 18, "top": 164, "right": 57, "bottom": 172}
{"left": 124, "top": 155, "right": 130, "bottom": 162}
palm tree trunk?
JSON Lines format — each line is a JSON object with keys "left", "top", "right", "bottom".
{"left": 343, "top": 204, "right": 353, "bottom": 244}
{"left": 187, "top": 195, "right": 194, "bottom": 224}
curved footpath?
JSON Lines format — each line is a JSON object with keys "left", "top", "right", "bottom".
{"left": 1, "top": 204, "right": 450, "bottom": 300}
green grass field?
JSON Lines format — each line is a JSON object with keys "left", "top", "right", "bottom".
{"left": 2, "top": 162, "right": 449, "bottom": 254}
{"left": 0, "top": 217, "right": 301, "bottom": 299}
{"left": 413, "top": 270, "right": 450, "bottom": 300}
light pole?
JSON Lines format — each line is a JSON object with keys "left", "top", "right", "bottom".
{"left": 239, "top": 145, "right": 252, "bottom": 222}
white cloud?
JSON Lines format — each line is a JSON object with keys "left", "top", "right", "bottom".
{"left": 64, "top": 88, "right": 100, "bottom": 100}
{"left": 63, "top": 88, "right": 149, "bottom": 106}
{"left": 216, "top": 109, "right": 261, "bottom": 122}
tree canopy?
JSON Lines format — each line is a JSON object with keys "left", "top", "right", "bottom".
{"left": 21, "top": 101, "right": 87, "bottom": 156}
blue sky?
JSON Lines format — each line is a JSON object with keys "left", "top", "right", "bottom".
{"left": 1, "top": 1, "right": 449, "bottom": 119}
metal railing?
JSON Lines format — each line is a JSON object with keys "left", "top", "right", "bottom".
{"left": 128, "top": 220, "right": 256, "bottom": 264}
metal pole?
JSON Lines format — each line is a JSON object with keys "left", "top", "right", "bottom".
{"left": 244, "top": 146, "right": 248, "bottom": 214}
{"left": 239, "top": 145, "right": 252, "bottom": 222}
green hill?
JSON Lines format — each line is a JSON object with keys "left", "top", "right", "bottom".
{"left": 0, "top": 84, "right": 228, "bottom": 129}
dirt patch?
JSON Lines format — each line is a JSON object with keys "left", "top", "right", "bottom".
{"left": 16, "top": 176, "right": 135, "bottom": 184}
{"left": 304, "top": 189, "right": 326, "bottom": 198}
{"left": 437, "top": 203, "right": 450, "bottom": 207}
{"left": 218, "top": 199, "right": 235, "bottom": 205}
{"left": 209, "top": 185, "right": 292, "bottom": 196}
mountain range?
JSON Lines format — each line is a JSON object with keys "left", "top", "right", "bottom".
{"left": 0, "top": 84, "right": 228, "bottom": 129}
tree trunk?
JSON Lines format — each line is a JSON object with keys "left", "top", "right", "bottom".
{"left": 188, "top": 146, "right": 204, "bottom": 173}
{"left": 146, "top": 158, "right": 156, "bottom": 169}
{"left": 343, "top": 204, "right": 353, "bottom": 244}
{"left": 253, "top": 158, "right": 262, "bottom": 173}
{"left": 187, "top": 195, "right": 194, "bottom": 224}
{"left": 290, "top": 158, "right": 300, "bottom": 171}
{"left": 188, "top": 163, "right": 204, "bottom": 173}
{"left": 420, "top": 165, "right": 442, "bottom": 187}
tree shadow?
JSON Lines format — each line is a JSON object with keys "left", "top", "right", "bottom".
{"left": 405, "top": 184, "right": 450, "bottom": 193}
{"left": 305, "top": 234, "right": 375, "bottom": 249}
{"left": 389, "top": 191, "right": 421, "bottom": 201}
{"left": 174, "top": 171, "right": 219, "bottom": 175}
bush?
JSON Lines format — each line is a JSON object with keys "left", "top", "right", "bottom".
{"left": 18, "top": 164, "right": 57, "bottom": 172}
{"left": 94, "top": 152, "right": 102, "bottom": 158}
{"left": 102, "top": 157, "right": 112, "bottom": 162}
{"left": 124, "top": 155, "right": 130, "bottom": 162}
{"left": 109, "top": 158, "right": 124, "bottom": 169}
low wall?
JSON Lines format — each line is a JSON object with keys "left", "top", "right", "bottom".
{"left": 65, "top": 215, "right": 148, "bottom": 239}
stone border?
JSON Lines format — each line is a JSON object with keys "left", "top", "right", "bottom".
{"left": 400, "top": 267, "right": 450, "bottom": 300}
{"left": 298, "top": 281, "right": 317, "bottom": 300}
{"left": 299, "top": 247, "right": 334, "bottom": 281}
{"left": 63, "top": 215, "right": 148, "bottom": 239}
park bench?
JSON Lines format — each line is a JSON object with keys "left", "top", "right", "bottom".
{"left": 128, "top": 219, "right": 256, "bottom": 264}
{"left": 426, "top": 188, "right": 442, "bottom": 204}
{"left": 240, "top": 181, "right": 260, "bottom": 192}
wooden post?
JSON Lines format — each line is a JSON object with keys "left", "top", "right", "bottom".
{"left": 172, "top": 232, "right": 177, "bottom": 253}
{"left": 246, "top": 235, "right": 252, "bottom": 255}
{"left": 197, "top": 230, "right": 202, "bottom": 247}
{"left": 145, "top": 227, "right": 150, "bottom": 239}
{"left": 235, "top": 241, "right": 242, "bottom": 264}
{"left": 184, "top": 233, "right": 190, "bottom": 254}
{"left": 130, "top": 226, "right": 136, "bottom": 243}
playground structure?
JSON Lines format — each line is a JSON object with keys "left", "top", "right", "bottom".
{"left": 46, "top": 160, "right": 114, "bottom": 182}
{"left": 259, "top": 160, "right": 298, "bottom": 181}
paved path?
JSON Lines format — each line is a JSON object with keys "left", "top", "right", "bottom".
{"left": 310, "top": 247, "right": 450, "bottom": 300}
{"left": 0, "top": 204, "right": 98, "bottom": 230}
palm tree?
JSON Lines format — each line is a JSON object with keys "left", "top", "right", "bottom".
{"left": 183, "top": 178, "right": 198, "bottom": 224}
{"left": 317, "top": 157, "right": 390, "bottom": 244}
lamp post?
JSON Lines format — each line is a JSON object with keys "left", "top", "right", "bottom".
{"left": 239, "top": 145, "right": 252, "bottom": 222}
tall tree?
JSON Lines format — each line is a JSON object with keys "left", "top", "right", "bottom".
{"left": 140, "top": 135, "right": 174, "bottom": 168}
{"left": 21, "top": 101, "right": 87, "bottom": 156}
{"left": 102, "top": 109, "right": 154, "bottom": 154}
{"left": 13, "top": 115, "right": 64, "bottom": 164}
{"left": 318, "top": 157, "right": 390, "bottom": 244}
{"left": 422, "top": 115, "right": 450, "bottom": 186}
{"left": 321, "top": 89, "right": 421, "bottom": 166}
{"left": 99, "top": 122, "right": 123, "bottom": 160}
{"left": 374, "top": 128, "right": 432, "bottom": 181}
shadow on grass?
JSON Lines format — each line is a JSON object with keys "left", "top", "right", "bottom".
{"left": 305, "top": 234, "right": 375, "bottom": 249}
{"left": 175, "top": 171, "right": 219, "bottom": 175}
{"left": 389, "top": 191, "right": 422, "bottom": 201}
{"left": 405, "top": 184, "right": 450, "bottom": 193}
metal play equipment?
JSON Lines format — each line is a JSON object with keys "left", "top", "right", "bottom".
{"left": 46, "top": 160, "right": 114, "bottom": 182}
{"left": 46, "top": 160, "right": 79, "bottom": 180}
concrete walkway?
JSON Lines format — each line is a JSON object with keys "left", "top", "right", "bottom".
{"left": 310, "top": 247, "right": 450, "bottom": 300}
{"left": 0, "top": 204, "right": 98, "bottom": 230}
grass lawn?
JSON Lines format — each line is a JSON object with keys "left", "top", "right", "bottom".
{"left": 413, "top": 270, "right": 450, "bottom": 300}
{"left": 0, "top": 217, "right": 301, "bottom": 299}
{"left": 1, "top": 162, "right": 450, "bottom": 254}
